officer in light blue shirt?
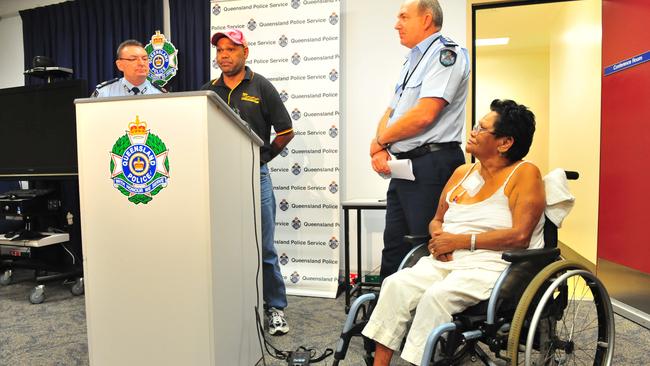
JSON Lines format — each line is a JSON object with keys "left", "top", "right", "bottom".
{"left": 92, "top": 40, "right": 166, "bottom": 98}
{"left": 369, "top": 0, "right": 469, "bottom": 281}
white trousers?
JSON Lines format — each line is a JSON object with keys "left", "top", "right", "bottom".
{"left": 361, "top": 255, "right": 504, "bottom": 364}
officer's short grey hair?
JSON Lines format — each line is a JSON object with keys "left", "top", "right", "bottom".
{"left": 418, "top": 0, "right": 443, "bottom": 28}
{"left": 116, "top": 40, "right": 144, "bottom": 59}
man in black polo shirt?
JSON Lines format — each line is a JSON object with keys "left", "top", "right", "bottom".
{"left": 201, "top": 29, "right": 294, "bottom": 336}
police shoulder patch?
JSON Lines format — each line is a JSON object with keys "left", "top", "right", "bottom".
{"left": 439, "top": 36, "right": 458, "bottom": 47}
{"left": 440, "top": 49, "right": 457, "bottom": 67}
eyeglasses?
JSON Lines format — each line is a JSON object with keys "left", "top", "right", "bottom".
{"left": 472, "top": 123, "right": 495, "bottom": 135}
{"left": 119, "top": 56, "right": 149, "bottom": 62}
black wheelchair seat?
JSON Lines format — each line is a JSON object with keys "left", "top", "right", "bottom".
{"left": 453, "top": 247, "right": 561, "bottom": 330}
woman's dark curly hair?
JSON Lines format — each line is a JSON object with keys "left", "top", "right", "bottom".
{"left": 490, "top": 99, "right": 536, "bottom": 162}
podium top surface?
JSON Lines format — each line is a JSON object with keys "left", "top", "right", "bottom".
{"left": 75, "top": 91, "right": 263, "bottom": 146}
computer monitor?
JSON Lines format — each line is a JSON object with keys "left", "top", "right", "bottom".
{"left": 0, "top": 79, "right": 87, "bottom": 178}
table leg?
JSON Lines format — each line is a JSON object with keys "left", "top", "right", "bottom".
{"left": 344, "top": 207, "right": 351, "bottom": 313}
{"left": 356, "top": 208, "right": 362, "bottom": 292}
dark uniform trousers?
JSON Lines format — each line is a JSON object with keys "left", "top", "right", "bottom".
{"left": 380, "top": 146, "right": 465, "bottom": 280}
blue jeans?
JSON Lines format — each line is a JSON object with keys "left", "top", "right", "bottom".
{"left": 260, "top": 165, "right": 287, "bottom": 310}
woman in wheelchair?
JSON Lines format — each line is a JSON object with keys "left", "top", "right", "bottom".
{"left": 362, "top": 99, "right": 546, "bottom": 365}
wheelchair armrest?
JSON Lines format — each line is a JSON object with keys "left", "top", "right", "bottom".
{"left": 398, "top": 235, "right": 432, "bottom": 270}
{"left": 491, "top": 248, "right": 561, "bottom": 316}
{"left": 502, "top": 247, "right": 560, "bottom": 264}
{"left": 398, "top": 243, "right": 431, "bottom": 270}
{"left": 404, "top": 235, "right": 430, "bottom": 246}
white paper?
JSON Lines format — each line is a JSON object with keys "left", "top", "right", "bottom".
{"left": 385, "top": 159, "right": 415, "bottom": 181}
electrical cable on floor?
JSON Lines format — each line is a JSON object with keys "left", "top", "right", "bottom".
{"left": 249, "top": 143, "right": 333, "bottom": 365}
{"left": 251, "top": 141, "right": 267, "bottom": 366}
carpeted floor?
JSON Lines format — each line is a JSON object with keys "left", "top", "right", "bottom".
{"left": 1, "top": 269, "right": 649, "bottom": 366}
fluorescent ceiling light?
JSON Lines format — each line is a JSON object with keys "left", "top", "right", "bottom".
{"left": 475, "top": 37, "right": 510, "bottom": 47}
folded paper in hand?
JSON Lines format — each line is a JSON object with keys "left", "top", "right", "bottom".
{"left": 380, "top": 159, "right": 415, "bottom": 181}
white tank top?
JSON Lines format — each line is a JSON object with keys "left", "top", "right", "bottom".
{"left": 439, "top": 161, "right": 545, "bottom": 271}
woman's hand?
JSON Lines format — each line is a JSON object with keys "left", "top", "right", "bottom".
{"left": 436, "top": 252, "right": 454, "bottom": 262}
{"left": 428, "top": 232, "right": 460, "bottom": 261}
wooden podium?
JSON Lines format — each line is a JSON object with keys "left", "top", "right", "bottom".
{"left": 75, "top": 91, "right": 263, "bottom": 365}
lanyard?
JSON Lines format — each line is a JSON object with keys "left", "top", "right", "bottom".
{"left": 399, "top": 36, "right": 440, "bottom": 97}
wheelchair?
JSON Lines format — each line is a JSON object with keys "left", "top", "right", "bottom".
{"left": 333, "top": 171, "right": 615, "bottom": 366}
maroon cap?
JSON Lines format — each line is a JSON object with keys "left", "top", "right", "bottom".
{"left": 211, "top": 28, "right": 248, "bottom": 47}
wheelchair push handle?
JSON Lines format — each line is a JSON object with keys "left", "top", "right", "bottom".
{"left": 565, "top": 171, "right": 579, "bottom": 180}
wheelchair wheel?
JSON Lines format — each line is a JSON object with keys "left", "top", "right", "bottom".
{"left": 507, "top": 261, "right": 614, "bottom": 365}
{"left": 430, "top": 337, "right": 472, "bottom": 366}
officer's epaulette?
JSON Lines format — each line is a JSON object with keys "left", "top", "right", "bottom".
{"left": 152, "top": 83, "right": 168, "bottom": 93}
{"left": 95, "top": 78, "right": 119, "bottom": 90}
{"left": 440, "top": 36, "right": 458, "bottom": 47}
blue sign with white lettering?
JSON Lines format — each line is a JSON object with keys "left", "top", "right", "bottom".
{"left": 604, "top": 51, "right": 650, "bottom": 76}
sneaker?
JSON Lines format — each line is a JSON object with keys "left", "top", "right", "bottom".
{"left": 267, "top": 307, "right": 289, "bottom": 335}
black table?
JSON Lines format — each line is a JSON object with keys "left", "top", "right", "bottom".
{"left": 341, "top": 199, "right": 386, "bottom": 312}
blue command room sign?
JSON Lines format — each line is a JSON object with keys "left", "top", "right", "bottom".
{"left": 604, "top": 51, "right": 650, "bottom": 76}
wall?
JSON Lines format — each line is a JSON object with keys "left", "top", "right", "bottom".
{"left": 475, "top": 49, "right": 550, "bottom": 173}
{"left": 0, "top": 0, "right": 63, "bottom": 15}
{"left": 548, "top": 0, "right": 601, "bottom": 264}
{"left": 599, "top": 0, "right": 650, "bottom": 274}
{"left": 0, "top": 14, "right": 24, "bottom": 88}
{"left": 598, "top": 0, "right": 650, "bottom": 308}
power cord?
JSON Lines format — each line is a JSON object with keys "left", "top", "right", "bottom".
{"left": 254, "top": 312, "right": 333, "bottom": 364}
{"left": 250, "top": 142, "right": 333, "bottom": 366}
{"left": 251, "top": 141, "right": 267, "bottom": 366}
{"left": 288, "top": 346, "right": 334, "bottom": 365}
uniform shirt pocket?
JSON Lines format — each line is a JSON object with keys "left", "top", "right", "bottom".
{"left": 393, "top": 79, "right": 423, "bottom": 118}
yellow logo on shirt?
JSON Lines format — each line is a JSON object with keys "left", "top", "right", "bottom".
{"left": 241, "top": 92, "right": 260, "bottom": 104}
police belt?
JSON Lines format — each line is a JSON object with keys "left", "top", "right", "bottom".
{"left": 394, "top": 142, "right": 460, "bottom": 160}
